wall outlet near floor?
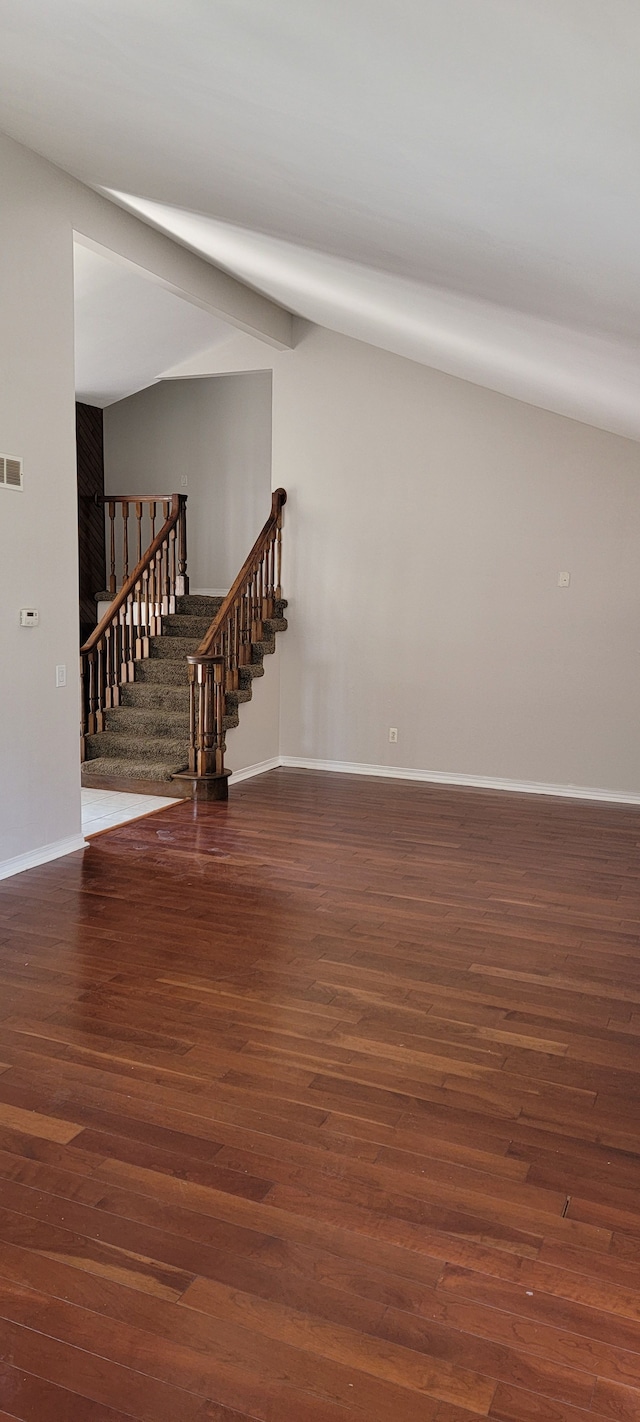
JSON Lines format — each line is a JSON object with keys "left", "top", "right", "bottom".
{"left": 389, "top": 727, "right": 398, "bottom": 743}
{"left": 180, "top": 475, "right": 188, "bottom": 486}
{"left": 557, "top": 571, "right": 571, "bottom": 587}
{"left": 55, "top": 664, "right": 66, "bottom": 688}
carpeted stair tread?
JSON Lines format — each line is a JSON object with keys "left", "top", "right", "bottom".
{"left": 85, "top": 732, "right": 188, "bottom": 762}
{"left": 134, "top": 657, "right": 265, "bottom": 686}
{"left": 262, "top": 618, "right": 288, "bottom": 636}
{"left": 82, "top": 757, "right": 186, "bottom": 783}
{"left": 161, "top": 615, "right": 214, "bottom": 637}
{"left": 176, "top": 595, "right": 224, "bottom": 616}
{"left": 120, "top": 684, "right": 189, "bottom": 710}
{"left": 224, "top": 687, "right": 252, "bottom": 707}
{"left": 104, "top": 706, "right": 238, "bottom": 735}
{"left": 134, "top": 660, "right": 192, "bottom": 685}
{"left": 252, "top": 639, "right": 276, "bottom": 659}
{"left": 148, "top": 636, "right": 201, "bottom": 658}
{"left": 105, "top": 708, "right": 189, "bottom": 737}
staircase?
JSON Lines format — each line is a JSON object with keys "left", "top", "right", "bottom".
{"left": 80, "top": 489, "right": 287, "bottom": 799}
{"left": 81, "top": 594, "right": 287, "bottom": 792}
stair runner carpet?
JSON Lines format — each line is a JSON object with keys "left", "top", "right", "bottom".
{"left": 82, "top": 594, "right": 287, "bottom": 787}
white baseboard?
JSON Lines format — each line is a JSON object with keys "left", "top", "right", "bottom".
{"left": 0, "top": 833, "right": 87, "bottom": 883}
{"left": 229, "top": 756, "right": 282, "bottom": 785}
{"left": 190, "top": 587, "right": 228, "bottom": 597}
{"left": 278, "top": 756, "right": 640, "bottom": 806}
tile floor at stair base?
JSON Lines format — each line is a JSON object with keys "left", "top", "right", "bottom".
{"left": 81, "top": 788, "right": 180, "bottom": 837}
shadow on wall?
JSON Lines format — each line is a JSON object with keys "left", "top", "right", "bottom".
{"left": 102, "top": 372, "right": 273, "bottom": 595}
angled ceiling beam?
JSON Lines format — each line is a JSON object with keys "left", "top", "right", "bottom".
{"left": 70, "top": 182, "right": 294, "bottom": 350}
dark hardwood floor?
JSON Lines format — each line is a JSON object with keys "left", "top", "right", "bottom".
{"left": 1, "top": 768, "right": 640, "bottom": 1420}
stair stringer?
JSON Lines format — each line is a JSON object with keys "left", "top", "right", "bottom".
{"left": 223, "top": 634, "right": 283, "bottom": 779}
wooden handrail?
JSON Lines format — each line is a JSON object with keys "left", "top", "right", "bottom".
{"left": 94, "top": 494, "right": 177, "bottom": 504}
{"left": 80, "top": 493, "right": 188, "bottom": 754}
{"left": 183, "top": 488, "right": 286, "bottom": 794}
{"left": 197, "top": 488, "right": 287, "bottom": 656}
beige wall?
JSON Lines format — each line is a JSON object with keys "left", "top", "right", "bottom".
{"left": 0, "top": 131, "right": 288, "bottom": 874}
{"left": 168, "top": 323, "right": 640, "bottom": 796}
{"left": 0, "top": 134, "right": 82, "bottom": 869}
{"left": 103, "top": 374, "right": 272, "bottom": 592}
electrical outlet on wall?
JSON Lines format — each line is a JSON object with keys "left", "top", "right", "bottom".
{"left": 389, "top": 727, "right": 398, "bottom": 743}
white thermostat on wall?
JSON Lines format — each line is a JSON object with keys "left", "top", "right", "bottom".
{"left": 20, "top": 609, "right": 39, "bottom": 627}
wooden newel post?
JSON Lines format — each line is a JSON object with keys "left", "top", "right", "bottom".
{"left": 272, "top": 487, "right": 286, "bottom": 600}
{"left": 179, "top": 653, "right": 231, "bottom": 800}
{"left": 172, "top": 486, "right": 286, "bottom": 802}
{"left": 177, "top": 494, "right": 189, "bottom": 596}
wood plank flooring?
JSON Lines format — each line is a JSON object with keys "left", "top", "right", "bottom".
{"left": 0, "top": 767, "right": 640, "bottom": 1420}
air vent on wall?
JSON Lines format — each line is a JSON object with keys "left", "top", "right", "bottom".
{"left": 0, "top": 455, "right": 23, "bottom": 490}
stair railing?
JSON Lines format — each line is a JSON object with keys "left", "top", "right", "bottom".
{"left": 97, "top": 493, "right": 188, "bottom": 594}
{"left": 80, "top": 493, "right": 188, "bottom": 759}
{"left": 183, "top": 488, "right": 286, "bottom": 796}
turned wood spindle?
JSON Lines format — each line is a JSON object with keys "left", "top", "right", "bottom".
{"left": 121, "top": 501, "right": 129, "bottom": 584}
{"left": 108, "top": 501, "right": 116, "bottom": 594}
{"left": 136, "top": 501, "right": 143, "bottom": 565}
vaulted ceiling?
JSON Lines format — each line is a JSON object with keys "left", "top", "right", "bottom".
{"left": 2, "top": 1, "right": 639, "bottom": 433}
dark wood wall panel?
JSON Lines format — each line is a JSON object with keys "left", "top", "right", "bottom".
{"left": 76, "top": 402, "right": 106, "bottom": 640}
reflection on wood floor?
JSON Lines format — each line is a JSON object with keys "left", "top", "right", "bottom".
{"left": 0, "top": 767, "right": 639, "bottom": 1420}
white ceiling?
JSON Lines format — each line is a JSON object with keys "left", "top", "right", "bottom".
{"left": 73, "top": 242, "right": 231, "bottom": 406}
{"left": 3, "top": 1, "right": 640, "bottom": 430}
{"left": 108, "top": 200, "right": 640, "bottom": 441}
